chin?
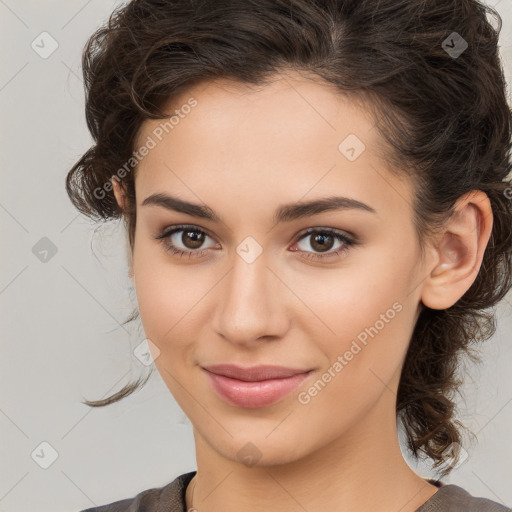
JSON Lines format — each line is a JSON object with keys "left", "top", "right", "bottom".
{"left": 206, "top": 431, "right": 312, "bottom": 468}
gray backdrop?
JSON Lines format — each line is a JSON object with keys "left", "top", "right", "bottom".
{"left": 1, "top": 1, "right": 511, "bottom": 511}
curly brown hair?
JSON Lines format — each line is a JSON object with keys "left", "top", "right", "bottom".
{"left": 66, "top": 0, "right": 512, "bottom": 477}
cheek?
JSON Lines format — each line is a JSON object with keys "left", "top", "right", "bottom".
{"left": 132, "top": 235, "right": 212, "bottom": 354}
{"left": 298, "top": 247, "right": 417, "bottom": 383}
{"left": 133, "top": 237, "right": 179, "bottom": 343}
{"left": 132, "top": 244, "right": 196, "bottom": 398}
{"left": 294, "top": 293, "right": 413, "bottom": 430}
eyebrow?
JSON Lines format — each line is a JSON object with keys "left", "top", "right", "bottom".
{"left": 141, "top": 193, "right": 377, "bottom": 224}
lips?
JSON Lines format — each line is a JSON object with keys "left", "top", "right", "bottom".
{"left": 201, "top": 364, "right": 313, "bottom": 408}
{"left": 202, "top": 364, "right": 310, "bottom": 381}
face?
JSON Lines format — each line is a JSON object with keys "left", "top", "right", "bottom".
{"left": 122, "top": 71, "right": 429, "bottom": 466}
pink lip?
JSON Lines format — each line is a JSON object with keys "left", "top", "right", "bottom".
{"left": 202, "top": 364, "right": 313, "bottom": 408}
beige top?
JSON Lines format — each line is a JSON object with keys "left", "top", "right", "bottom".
{"left": 79, "top": 471, "right": 511, "bottom": 512}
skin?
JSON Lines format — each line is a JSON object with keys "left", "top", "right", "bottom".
{"left": 112, "top": 70, "right": 493, "bottom": 512}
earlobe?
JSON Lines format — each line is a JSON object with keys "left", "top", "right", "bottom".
{"left": 420, "top": 191, "right": 493, "bottom": 310}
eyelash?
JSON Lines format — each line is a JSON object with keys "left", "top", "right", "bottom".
{"left": 155, "top": 224, "right": 357, "bottom": 262}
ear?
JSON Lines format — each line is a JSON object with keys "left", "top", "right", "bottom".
{"left": 111, "top": 176, "right": 134, "bottom": 278}
{"left": 112, "top": 176, "right": 127, "bottom": 212}
{"left": 420, "top": 190, "right": 493, "bottom": 310}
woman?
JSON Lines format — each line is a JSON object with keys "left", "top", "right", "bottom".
{"left": 67, "top": 0, "right": 512, "bottom": 510}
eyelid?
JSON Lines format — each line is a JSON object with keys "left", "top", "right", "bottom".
{"left": 155, "top": 224, "right": 220, "bottom": 250}
{"left": 156, "top": 224, "right": 355, "bottom": 243}
{"left": 155, "top": 223, "right": 358, "bottom": 261}
{"left": 295, "top": 225, "right": 356, "bottom": 241}
{"left": 156, "top": 224, "right": 215, "bottom": 241}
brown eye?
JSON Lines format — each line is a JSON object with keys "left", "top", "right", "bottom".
{"left": 181, "top": 229, "right": 206, "bottom": 249}
{"left": 155, "top": 225, "right": 218, "bottom": 258}
{"left": 292, "top": 228, "right": 357, "bottom": 261}
{"left": 155, "top": 225, "right": 357, "bottom": 262}
{"left": 308, "top": 232, "right": 335, "bottom": 252}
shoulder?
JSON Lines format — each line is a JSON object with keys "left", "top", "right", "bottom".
{"left": 417, "top": 483, "right": 511, "bottom": 512}
{"left": 77, "top": 471, "right": 196, "bottom": 512}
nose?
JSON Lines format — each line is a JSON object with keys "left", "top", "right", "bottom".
{"left": 212, "top": 249, "right": 290, "bottom": 347}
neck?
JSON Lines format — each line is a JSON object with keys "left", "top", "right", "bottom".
{"left": 186, "top": 389, "right": 439, "bottom": 512}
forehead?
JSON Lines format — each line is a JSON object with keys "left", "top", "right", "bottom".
{"left": 132, "top": 71, "right": 414, "bottom": 221}
{"left": 139, "top": 71, "right": 379, "bottom": 146}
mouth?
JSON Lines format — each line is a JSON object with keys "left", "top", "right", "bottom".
{"left": 201, "top": 364, "right": 314, "bottom": 408}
